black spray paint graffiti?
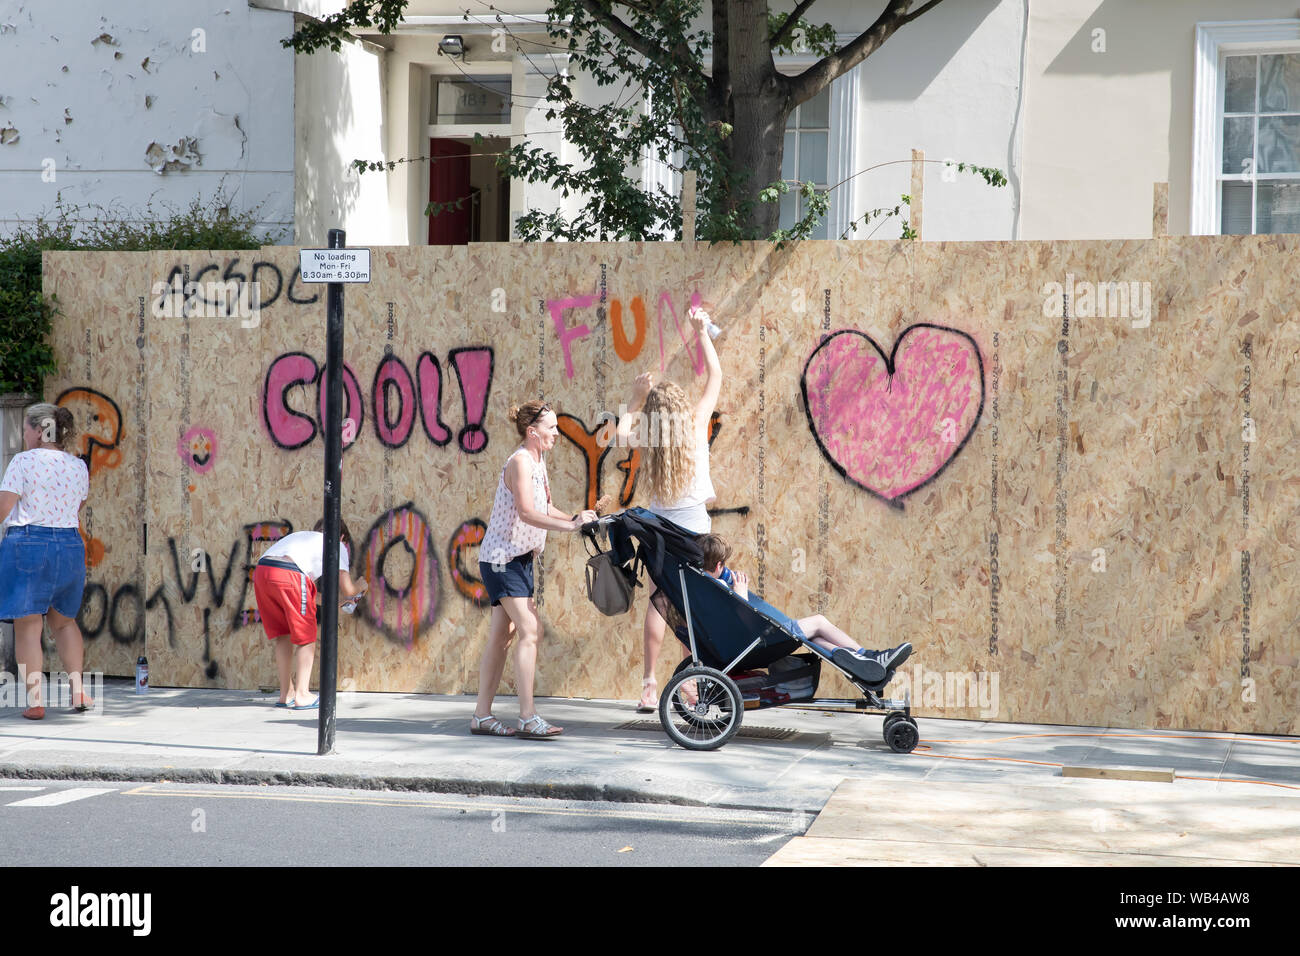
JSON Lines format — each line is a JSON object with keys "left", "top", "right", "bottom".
{"left": 78, "top": 506, "right": 500, "bottom": 667}
{"left": 78, "top": 520, "right": 294, "bottom": 683}
{"left": 156, "top": 258, "right": 320, "bottom": 314}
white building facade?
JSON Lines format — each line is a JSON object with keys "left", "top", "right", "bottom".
{"left": 2, "top": 1, "right": 1300, "bottom": 244}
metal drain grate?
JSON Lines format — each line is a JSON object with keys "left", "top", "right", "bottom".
{"left": 615, "top": 719, "right": 801, "bottom": 740}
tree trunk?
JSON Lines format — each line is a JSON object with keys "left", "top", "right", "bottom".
{"left": 726, "top": 0, "right": 791, "bottom": 238}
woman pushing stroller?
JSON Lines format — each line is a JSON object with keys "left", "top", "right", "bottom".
{"left": 471, "top": 401, "right": 598, "bottom": 740}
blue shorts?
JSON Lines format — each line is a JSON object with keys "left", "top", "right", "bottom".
{"left": 0, "top": 525, "right": 87, "bottom": 622}
{"left": 478, "top": 552, "right": 535, "bottom": 606}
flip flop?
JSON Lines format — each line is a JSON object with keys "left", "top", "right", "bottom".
{"left": 635, "top": 677, "right": 657, "bottom": 713}
{"left": 289, "top": 698, "right": 319, "bottom": 710}
{"left": 275, "top": 701, "right": 291, "bottom": 709}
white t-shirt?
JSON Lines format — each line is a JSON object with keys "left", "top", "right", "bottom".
{"left": 261, "top": 531, "right": 350, "bottom": 581}
{"left": 0, "top": 448, "right": 89, "bottom": 529}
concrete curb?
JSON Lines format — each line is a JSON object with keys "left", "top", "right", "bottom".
{"left": 0, "top": 762, "right": 803, "bottom": 812}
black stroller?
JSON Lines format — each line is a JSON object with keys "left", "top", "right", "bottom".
{"left": 585, "top": 508, "right": 919, "bottom": 752}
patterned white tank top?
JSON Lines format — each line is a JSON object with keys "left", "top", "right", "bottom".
{"left": 480, "top": 448, "right": 551, "bottom": 565}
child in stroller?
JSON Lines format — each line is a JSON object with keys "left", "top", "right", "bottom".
{"left": 695, "top": 533, "right": 912, "bottom": 685}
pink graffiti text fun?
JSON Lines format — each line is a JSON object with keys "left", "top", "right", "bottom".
{"left": 549, "top": 290, "right": 706, "bottom": 379}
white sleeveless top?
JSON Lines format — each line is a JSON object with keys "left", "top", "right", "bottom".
{"left": 481, "top": 448, "right": 551, "bottom": 564}
{"left": 647, "top": 436, "right": 715, "bottom": 534}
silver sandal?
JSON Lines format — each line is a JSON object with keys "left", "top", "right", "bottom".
{"left": 470, "top": 714, "right": 516, "bottom": 737}
{"left": 516, "top": 714, "right": 563, "bottom": 739}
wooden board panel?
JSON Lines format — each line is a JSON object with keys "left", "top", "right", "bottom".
{"left": 40, "top": 235, "right": 1300, "bottom": 735}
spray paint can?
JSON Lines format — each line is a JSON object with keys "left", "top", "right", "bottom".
{"left": 689, "top": 306, "right": 721, "bottom": 340}
{"left": 135, "top": 656, "right": 148, "bottom": 694}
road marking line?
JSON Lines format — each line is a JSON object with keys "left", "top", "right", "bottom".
{"left": 0, "top": 786, "right": 45, "bottom": 791}
{"left": 6, "top": 787, "right": 116, "bottom": 807}
{"left": 123, "top": 784, "right": 788, "bottom": 826}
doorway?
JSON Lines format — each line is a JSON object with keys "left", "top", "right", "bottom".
{"left": 427, "top": 137, "right": 511, "bottom": 244}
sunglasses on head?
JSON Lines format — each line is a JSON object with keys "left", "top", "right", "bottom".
{"left": 528, "top": 404, "right": 552, "bottom": 427}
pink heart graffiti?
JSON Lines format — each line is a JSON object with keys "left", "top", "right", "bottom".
{"left": 801, "top": 324, "right": 984, "bottom": 508}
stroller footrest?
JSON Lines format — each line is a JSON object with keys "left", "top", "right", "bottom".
{"left": 832, "top": 648, "right": 888, "bottom": 685}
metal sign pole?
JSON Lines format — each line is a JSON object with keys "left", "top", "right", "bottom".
{"left": 318, "top": 227, "right": 345, "bottom": 756}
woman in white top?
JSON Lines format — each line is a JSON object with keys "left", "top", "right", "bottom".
{"left": 617, "top": 308, "right": 723, "bottom": 711}
{"left": 472, "top": 401, "right": 597, "bottom": 739}
{"left": 0, "top": 404, "right": 92, "bottom": 719}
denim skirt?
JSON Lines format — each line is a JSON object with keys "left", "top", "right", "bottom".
{"left": 0, "top": 525, "right": 87, "bottom": 621}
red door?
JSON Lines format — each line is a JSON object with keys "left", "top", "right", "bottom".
{"left": 428, "top": 138, "right": 471, "bottom": 245}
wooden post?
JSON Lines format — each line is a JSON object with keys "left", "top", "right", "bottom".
{"left": 910, "top": 148, "right": 924, "bottom": 240}
{"left": 682, "top": 169, "right": 697, "bottom": 242}
{"left": 1152, "top": 182, "right": 1169, "bottom": 237}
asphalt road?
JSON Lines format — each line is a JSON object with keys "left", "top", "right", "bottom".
{"left": 0, "top": 777, "right": 803, "bottom": 866}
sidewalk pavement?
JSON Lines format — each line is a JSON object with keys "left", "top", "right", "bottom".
{"left": 2, "top": 680, "right": 1298, "bottom": 864}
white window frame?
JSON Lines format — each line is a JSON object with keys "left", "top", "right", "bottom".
{"left": 774, "top": 39, "right": 860, "bottom": 239}
{"left": 426, "top": 69, "right": 514, "bottom": 140}
{"left": 1191, "top": 19, "right": 1300, "bottom": 234}
{"left": 780, "top": 86, "right": 833, "bottom": 238}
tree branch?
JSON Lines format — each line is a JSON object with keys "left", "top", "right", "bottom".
{"left": 769, "top": 0, "right": 821, "bottom": 50}
{"left": 786, "top": 0, "right": 945, "bottom": 106}
{"left": 572, "top": 0, "right": 704, "bottom": 81}
{"left": 900, "top": 0, "right": 947, "bottom": 25}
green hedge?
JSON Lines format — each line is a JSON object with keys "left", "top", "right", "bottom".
{"left": 0, "top": 194, "right": 278, "bottom": 394}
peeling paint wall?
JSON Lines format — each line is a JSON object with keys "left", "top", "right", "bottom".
{"left": 0, "top": 1, "right": 295, "bottom": 238}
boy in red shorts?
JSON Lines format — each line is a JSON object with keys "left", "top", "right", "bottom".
{"left": 252, "top": 519, "right": 367, "bottom": 709}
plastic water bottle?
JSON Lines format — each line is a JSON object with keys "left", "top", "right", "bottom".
{"left": 341, "top": 597, "right": 358, "bottom": 615}
{"left": 135, "top": 656, "right": 148, "bottom": 694}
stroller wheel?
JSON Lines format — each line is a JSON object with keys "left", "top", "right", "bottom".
{"left": 659, "top": 667, "right": 743, "bottom": 751}
{"left": 885, "top": 717, "right": 920, "bottom": 754}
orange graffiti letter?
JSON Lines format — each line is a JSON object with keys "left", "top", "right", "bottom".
{"left": 610, "top": 296, "right": 647, "bottom": 363}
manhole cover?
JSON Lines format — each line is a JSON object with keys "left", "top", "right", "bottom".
{"left": 615, "top": 719, "right": 800, "bottom": 740}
